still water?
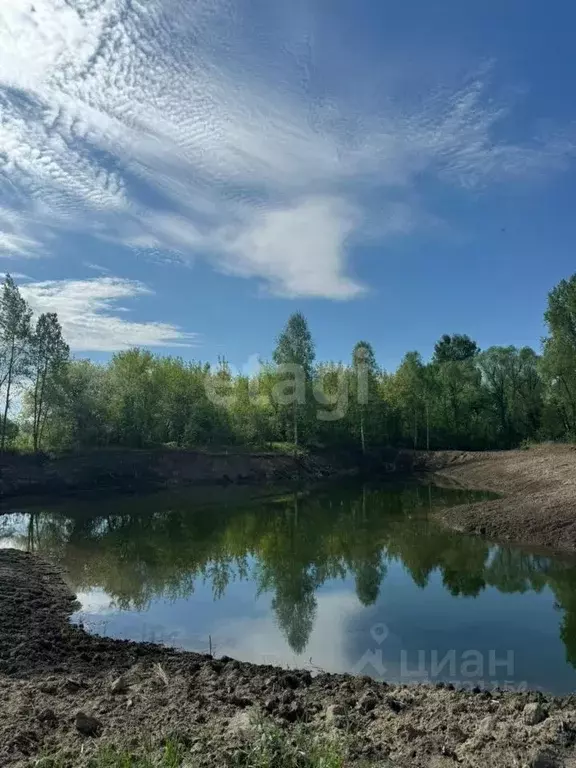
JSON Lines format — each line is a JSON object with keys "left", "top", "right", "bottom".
{"left": 2, "top": 482, "right": 576, "bottom": 694}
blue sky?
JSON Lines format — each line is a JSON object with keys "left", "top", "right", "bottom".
{"left": 1, "top": 0, "right": 575, "bottom": 372}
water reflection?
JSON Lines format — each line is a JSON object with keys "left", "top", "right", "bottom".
{"left": 2, "top": 483, "right": 576, "bottom": 691}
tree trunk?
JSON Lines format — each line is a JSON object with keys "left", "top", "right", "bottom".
{"left": 32, "top": 370, "right": 43, "bottom": 453}
{"left": 425, "top": 400, "right": 430, "bottom": 451}
{"left": 34, "top": 360, "right": 49, "bottom": 452}
{"left": 293, "top": 399, "right": 298, "bottom": 449}
{"left": 360, "top": 409, "right": 366, "bottom": 455}
{"left": 1, "top": 342, "right": 15, "bottom": 453}
{"left": 32, "top": 370, "right": 40, "bottom": 452}
{"left": 38, "top": 406, "right": 50, "bottom": 451}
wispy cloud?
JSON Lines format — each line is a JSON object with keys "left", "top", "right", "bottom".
{"left": 84, "top": 262, "right": 112, "bottom": 274}
{"left": 0, "top": 231, "right": 40, "bottom": 258}
{"left": 20, "top": 277, "right": 197, "bottom": 352}
{"left": 3, "top": 272, "right": 33, "bottom": 281}
{"left": 0, "top": 1, "right": 573, "bottom": 298}
{"left": 0, "top": 207, "right": 41, "bottom": 257}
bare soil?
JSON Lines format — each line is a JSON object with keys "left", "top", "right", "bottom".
{"left": 0, "top": 448, "right": 340, "bottom": 500}
{"left": 426, "top": 444, "right": 576, "bottom": 551}
{"left": 2, "top": 549, "right": 576, "bottom": 767}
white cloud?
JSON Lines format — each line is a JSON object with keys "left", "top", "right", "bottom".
{"left": 223, "top": 197, "right": 363, "bottom": 298}
{"left": 0, "top": 1, "right": 574, "bottom": 298}
{"left": 212, "top": 590, "right": 363, "bottom": 672}
{"left": 20, "top": 277, "right": 197, "bottom": 352}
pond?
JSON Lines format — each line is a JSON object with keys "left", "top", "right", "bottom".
{"left": 2, "top": 481, "right": 576, "bottom": 694}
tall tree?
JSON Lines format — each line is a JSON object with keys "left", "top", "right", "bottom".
{"left": 272, "top": 312, "right": 315, "bottom": 447}
{"left": 351, "top": 341, "right": 378, "bottom": 454}
{"left": 432, "top": 357, "right": 482, "bottom": 447}
{"left": 0, "top": 275, "right": 32, "bottom": 451}
{"left": 391, "top": 352, "right": 426, "bottom": 448}
{"left": 106, "top": 349, "right": 158, "bottom": 447}
{"left": 38, "top": 360, "right": 109, "bottom": 449}
{"left": 541, "top": 275, "right": 576, "bottom": 437}
{"left": 433, "top": 334, "right": 479, "bottom": 364}
{"left": 29, "top": 313, "right": 69, "bottom": 451}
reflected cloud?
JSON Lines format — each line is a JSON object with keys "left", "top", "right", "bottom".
{"left": 213, "top": 591, "right": 362, "bottom": 673}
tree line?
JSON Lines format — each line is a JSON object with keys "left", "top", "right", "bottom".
{"left": 2, "top": 271, "right": 576, "bottom": 453}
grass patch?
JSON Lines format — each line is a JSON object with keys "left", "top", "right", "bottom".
{"left": 86, "top": 737, "right": 184, "bottom": 767}
{"left": 230, "top": 721, "right": 346, "bottom": 768}
{"left": 37, "top": 722, "right": 349, "bottom": 768}
{"left": 34, "top": 738, "right": 185, "bottom": 768}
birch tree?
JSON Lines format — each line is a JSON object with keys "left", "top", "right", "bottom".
{"left": 29, "top": 312, "right": 69, "bottom": 451}
{"left": 0, "top": 275, "right": 32, "bottom": 452}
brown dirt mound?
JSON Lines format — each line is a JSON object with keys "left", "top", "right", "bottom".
{"left": 2, "top": 549, "right": 576, "bottom": 767}
{"left": 424, "top": 445, "right": 576, "bottom": 551}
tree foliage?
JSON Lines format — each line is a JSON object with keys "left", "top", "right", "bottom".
{"left": 433, "top": 334, "right": 479, "bottom": 364}
{"left": 541, "top": 275, "right": 576, "bottom": 438}
{"left": 3, "top": 272, "right": 576, "bottom": 453}
{"left": 272, "top": 312, "right": 315, "bottom": 447}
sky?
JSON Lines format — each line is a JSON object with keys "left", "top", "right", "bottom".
{"left": 1, "top": 0, "right": 576, "bottom": 372}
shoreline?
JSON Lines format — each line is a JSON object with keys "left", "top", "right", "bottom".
{"left": 422, "top": 444, "right": 576, "bottom": 552}
{"left": 0, "top": 448, "right": 340, "bottom": 500}
{"left": 2, "top": 548, "right": 576, "bottom": 767}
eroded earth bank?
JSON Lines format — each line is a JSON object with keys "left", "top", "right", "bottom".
{"left": 428, "top": 444, "right": 576, "bottom": 552}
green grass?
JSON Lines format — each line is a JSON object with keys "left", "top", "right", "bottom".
{"left": 86, "top": 737, "right": 184, "bottom": 767}
{"left": 230, "top": 721, "right": 346, "bottom": 768}
{"left": 33, "top": 738, "right": 185, "bottom": 768}
{"left": 37, "top": 723, "right": 349, "bottom": 768}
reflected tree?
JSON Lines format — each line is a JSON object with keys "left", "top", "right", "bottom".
{"left": 10, "top": 483, "right": 576, "bottom": 666}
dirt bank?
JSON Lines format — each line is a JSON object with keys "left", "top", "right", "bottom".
{"left": 427, "top": 444, "right": 576, "bottom": 551}
{"left": 0, "top": 446, "right": 423, "bottom": 501}
{"left": 0, "top": 448, "right": 342, "bottom": 500}
{"left": 2, "top": 549, "right": 576, "bottom": 767}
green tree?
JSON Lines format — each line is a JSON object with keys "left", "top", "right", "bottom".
{"left": 430, "top": 333, "right": 483, "bottom": 448}
{"left": 478, "top": 346, "right": 543, "bottom": 447}
{"left": 433, "top": 334, "right": 479, "bottom": 364}
{"left": 389, "top": 352, "right": 427, "bottom": 448}
{"left": 106, "top": 349, "right": 158, "bottom": 447}
{"left": 0, "top": 275, "right": 32, "bottom": 451}
{"left": 37, "top": 360, "right": 108, "bottom": 449}
{"left": 351, "top": 341, "right": 378, "bottom": 454}
{"left": 272, "top": 312, "right": 315, "bottom": 447}
{"left": 541, "top": 275, "right": 576, "bottom": 438}
{"left": 28, "top": 313, "right": 69, "bottom": 451}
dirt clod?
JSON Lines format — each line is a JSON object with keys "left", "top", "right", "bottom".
{"left": 109, "top": 675, "right": 129, "bottom": 695}
{"left": 524, "top": 702, "right": 548, "bottom": 726}
{"left": 357, "top": 692, "right": 378, "bottom": 712}
{"left": 75, "top": 711, "right": 103, "bottom": 737}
